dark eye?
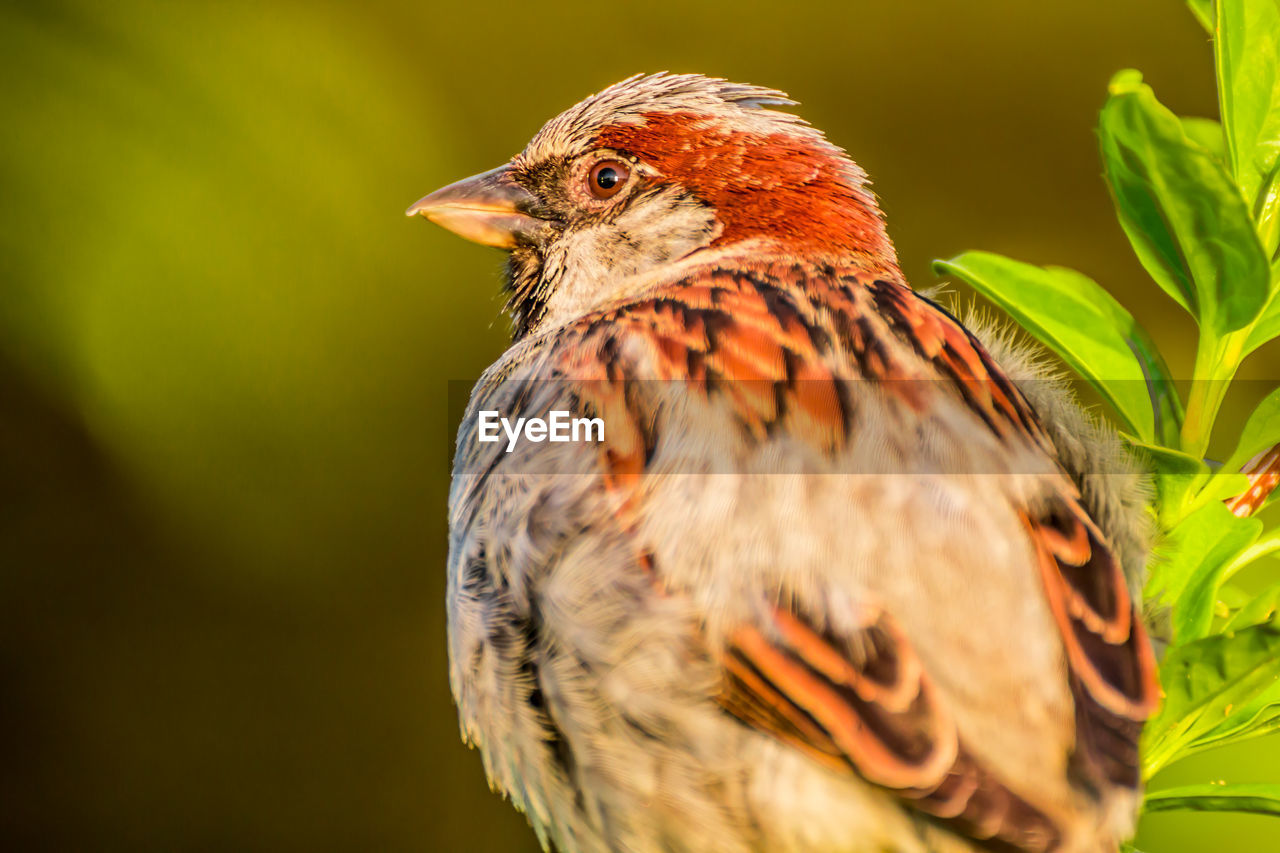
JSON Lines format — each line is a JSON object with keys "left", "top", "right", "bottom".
{"left": 588, "top": 160, "right": 630, "bottom": 199}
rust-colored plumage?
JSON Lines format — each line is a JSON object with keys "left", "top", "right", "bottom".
{"left": 1227, "top": 445, "right": 1280, "bottom": 518}
{"left": 597, "top": 113, "right": 896, "bottom": 265}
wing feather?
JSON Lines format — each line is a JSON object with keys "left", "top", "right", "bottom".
{"left": 724, "top": 605, "right": 1062, "bottom": 852}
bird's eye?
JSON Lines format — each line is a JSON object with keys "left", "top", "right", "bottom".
{"left": 588, "top": 160, "right": 630, "bottom": 199}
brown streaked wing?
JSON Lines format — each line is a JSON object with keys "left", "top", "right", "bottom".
{"left": 862, "top": 276, "right": 1160, "bottom": 791}
{"left": 1023, "top": 499, "right": 1159, "bottom": 789}
{"left": 721, "top": 604, "right": 1063, "bottom": 853}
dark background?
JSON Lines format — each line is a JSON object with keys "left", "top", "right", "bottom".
{"left": 2, "top": 1, "right": 1277, "bottom": 850}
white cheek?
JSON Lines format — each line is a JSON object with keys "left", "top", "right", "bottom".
{"left": 543, "top": 229, "right": 628, "bottom": 317}
{"left": 538, "top": 192, "right": 720, "bottom": 326}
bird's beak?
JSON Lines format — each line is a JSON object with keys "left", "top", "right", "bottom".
{"left": 405, "top": 165, "right": 540, "bottom": 249}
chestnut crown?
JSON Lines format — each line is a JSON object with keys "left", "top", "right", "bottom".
{"left": 408, "top": 73, "right": 897, "bottom": 337}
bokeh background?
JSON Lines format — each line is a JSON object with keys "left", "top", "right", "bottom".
{"left": 2, "top": 0, "right": 1277, "bottom": 850}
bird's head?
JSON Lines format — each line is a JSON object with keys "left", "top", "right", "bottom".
{"left": 408, "top": 73, "right": 897, "bottom": 337}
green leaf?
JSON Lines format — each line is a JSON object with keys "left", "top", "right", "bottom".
{"left": 1181, "top": 116, "right": 1226, "bottom": 159}
{"left": 1183, "top": 676, "right": 1280, "bottom": 757}
{"left": 1221, "top": 694, "right": 1280, "bottom": 741}
{"left": 1225, "top": 580, "right": 1280, "bottom": 631}
{"left": 1244, "top": 271, "right": 1280, "bottom": 354}
{"left": 1182, "top": 598, "right": 1280, "bottom": 754}
{"left": 1142, "top": 618, "right": 1280, "bottom": 777}
{"left": 1202, "top": 700, "right": 1280, "bottom": 751}
{"left": 1215, "top": 0, "right": 1280, "bottom": 205}
{"left": 1186, "top": 0, "right": 1213, "bottom": 34}
{"left": 1216, "top": 582, "right": 1255, "bottom": 626}
{"left": 1255, "top": 161, "right": 1280, "bottom": 255}
{"left": 1127, "top": 440, "right": 1211, "bottom": 528}
{"left": 933, "top": 253, "right": 1179, "bottom": 442}
{"left": 1099, "top": 71, "right": 1271, "bottom": 335}
{"left": 1144, "top": 782, "right": 1280, "bottom": 816}
{"left": 1218, "top": 529, "right": 1280, "bottom": 589}
{"left": 1171, "top": 503, "right": 1263, "bottom": 641}
{"left": 1225, "top": 386, "right": 1280, "bottom": 471}
{"left": 1197, "top": 469, "right": 1254, "bottom": 505}
{"left": 1146, "top": 498, "right": 1219, "bottom": 607}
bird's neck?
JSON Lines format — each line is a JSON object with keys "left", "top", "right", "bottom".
{"left": 510, "top": 239, "right": 906, "bottom": 345}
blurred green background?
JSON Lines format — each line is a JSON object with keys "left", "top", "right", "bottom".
{"left": 2, "top": 1, "right": 1277, "bottom": 850}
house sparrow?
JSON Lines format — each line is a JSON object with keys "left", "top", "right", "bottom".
{"left": 408, "top": 74, "right": 1159, "bottom": 853}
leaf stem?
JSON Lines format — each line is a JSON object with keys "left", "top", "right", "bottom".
{"left": 1222, "top": 529, "right": 1280, "bottom": 584}
{"left": 1181, "top": 330, "right": 1248, "bottom": 458}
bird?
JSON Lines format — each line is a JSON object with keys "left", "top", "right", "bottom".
{"left": 407, "top": 73, "right": 1159, "bottom": 853}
